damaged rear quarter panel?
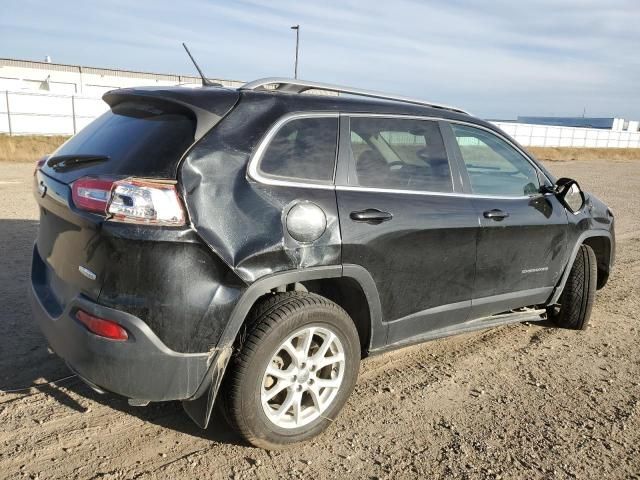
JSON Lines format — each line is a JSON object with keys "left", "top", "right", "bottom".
{"left": 180, "top": 93, "right": 342, "bottom": 288}
{"left": 96, "top": 224, "right": 247, "bottom": 354}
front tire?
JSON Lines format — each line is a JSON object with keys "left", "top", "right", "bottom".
{"left": 223, "top": 292, "right": 360, "bottom": 449}
{"left": 548, "top": 244, "right": 597, "bottom": 330}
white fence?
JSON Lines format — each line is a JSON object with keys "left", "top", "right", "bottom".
{"left": 493, "top": 121, "right": 640, "bottom": 148}
{"left": 2, "top": 89, "right": 640, "bottom": 148}
{"left": 0, "top": 90, "right": 108, "bottom": 135}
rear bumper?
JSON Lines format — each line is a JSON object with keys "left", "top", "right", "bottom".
{"left": 30, "top": 253, "right": 211, "bottom": 402}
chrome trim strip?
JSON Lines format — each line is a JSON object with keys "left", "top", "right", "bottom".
{"left": 247, "top": 111, "right": 552, "bottom": 197}
{"left": 387, "top": 299, "right": 471, "bottom": 325}
{"left": 345, "top": 113, "right": 551, "bottom": 185}
{"left": 78, "top": 265, "right": 97, "bottom": 281}
{"left": 240, "top": 77, "right": 470, "bottom": 115}
{"left": 335, "top": 185, "right": 534, "bottom": 200}
{"left": 471, "top": 286, "right": 553, "bottom": 306}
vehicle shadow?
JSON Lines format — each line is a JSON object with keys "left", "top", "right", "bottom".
{"left": 0, "top": 218, "right": 244, "bottom": 447}
{"left": 58, "top": 378, "right": 245, "bottom": 446}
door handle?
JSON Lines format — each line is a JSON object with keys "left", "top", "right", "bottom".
{"left": 350, "top": 209, "right": 393, "bottom": 224}
{"left": 483, "top": 209, "right": 509, "bottom": 221}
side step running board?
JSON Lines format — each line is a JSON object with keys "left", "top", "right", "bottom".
{"left": 378, "top": 309, "right": 547, "bottom": 353}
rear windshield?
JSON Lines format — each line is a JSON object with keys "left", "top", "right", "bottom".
{"left": 48, "top": 101, "right": 196, "bottom": 181}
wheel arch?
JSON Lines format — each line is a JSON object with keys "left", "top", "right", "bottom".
{"left": 549, "top": 230, "right": 613, "bottom": 304}
{"left": 582, "top": 235, "right": 612, "bottom": 289}
{"left": 219, "top": 264, "right": 384, "bottom": 353}
{"left": 182, "top": 264, "right": 385, "bottom": 428}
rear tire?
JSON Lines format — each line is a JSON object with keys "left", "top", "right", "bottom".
{"left": 222, "top": 292, "right": 360, "bottom": 449}
{"left": 548, "top": 244, "right": 597, "bottom": 330}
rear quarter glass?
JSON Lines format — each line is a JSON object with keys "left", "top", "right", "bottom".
{"left": 41, "top": 101, "right": 196, "bottom": 184}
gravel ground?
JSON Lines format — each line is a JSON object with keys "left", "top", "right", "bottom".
{"left": 0, "top": 159, "right": 639, "bottom": 479}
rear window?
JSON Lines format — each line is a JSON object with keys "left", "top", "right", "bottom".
{"left": 48, "top": 102, "right": 196, "bottom": 181}
{"left": 258, "top": 116, "right": 338, "bottom": 184}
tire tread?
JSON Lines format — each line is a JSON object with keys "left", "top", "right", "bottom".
{"left": 223, "top": 291, "right": 357, "bottom": 449}
{"left": 551, "top": 244, "right": 597, "bottom": 330}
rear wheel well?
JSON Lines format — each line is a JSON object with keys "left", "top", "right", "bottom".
{"left": 243, "top": 277, "right": 372, "bottom": 357}
{"left": 582, "top": 236, "right": 611, "bottom": 289}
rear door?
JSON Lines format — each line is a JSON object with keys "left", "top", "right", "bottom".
{"left": 444, "top": 122, "right": 568, "bottom": 318}
{"left": 336, "top": 115, "right": 478, "bottom": 345}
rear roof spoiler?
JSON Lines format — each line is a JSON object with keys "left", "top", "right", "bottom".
{"left": 103, "top": 87, "right": 240, "bottom": 140}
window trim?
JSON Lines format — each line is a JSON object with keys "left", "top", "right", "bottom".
{"left": 446, "top": 121, "right": 544, "bottom": 198}
{"left": 247, "top": 111, "right": 552, "bottom": 199}
{"left": 344, "top": 113, "right": 551, "bottom": 187}
{"left": 247, "top": 112, "right": 340, "bottom": 189}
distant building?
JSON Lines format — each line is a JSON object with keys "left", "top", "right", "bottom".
{"left": 0, "top": 57, "right": 333, "bottom": 136}
{"left": 0, "top": 57, "right": 244, "bottom": 97}
{"left": 517, "top": 116, "right": 615, "bottom": 129}
{"left": 493, "top": 115, "right": 639, "bottom": 133}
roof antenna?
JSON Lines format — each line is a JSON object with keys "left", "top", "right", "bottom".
{"left": 182, "top": 43, "right": 222, "bottom": 87}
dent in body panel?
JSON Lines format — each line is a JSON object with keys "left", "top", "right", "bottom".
{"left": 586, "top": 193, "right": 614, "bottom": 231}
{"left": 97, "top": 230, "right": 246, "bottom": 353}
{"left": 180, "top": 95, "right": 341, "bottom": 284}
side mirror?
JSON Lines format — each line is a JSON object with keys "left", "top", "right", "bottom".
{"left": 554, "top": 177, "right": 585, "bottom": 213}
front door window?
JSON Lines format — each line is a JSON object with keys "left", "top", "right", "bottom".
{"left": 452, "top": 124, "right": 540, "bottom": 197}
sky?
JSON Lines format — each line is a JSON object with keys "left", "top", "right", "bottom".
{"left": 1, "top": 0, "right": 638, "bottom": 119}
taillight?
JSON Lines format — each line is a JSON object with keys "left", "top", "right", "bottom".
{"left": 71, "top": 176, "right": 186, "bottom": 226}
{"left": 76, "top": 310, "right": 129, "bottom": 341}
{"left": 72, "top": 178, "right": 115, "bottom": 214}
{"left": 34, "top": 155, "right": 49, "bottom": 175}
{"left": 108, "top": 179, "right": 186, "bottom": 226}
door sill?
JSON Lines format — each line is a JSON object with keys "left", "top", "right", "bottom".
{"left": 372, "top": 308, "right": 547, "bottom": 354}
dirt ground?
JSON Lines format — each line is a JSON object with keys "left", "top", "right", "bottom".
{"left": 0, "top": 135, "right": 70, "bottom": 163}
{"left": 0, "top": 159, "right": 639, "bottom": 480}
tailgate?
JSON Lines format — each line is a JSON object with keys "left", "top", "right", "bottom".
{"left": 33, "top": 170, "right": 106, "bottom": 307}
{"left": 33, "top": 87, "right": 239, "bottom": 311}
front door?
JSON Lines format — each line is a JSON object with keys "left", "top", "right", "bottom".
{"left": 336, "top": 116, "right": 479, "bottom": 345}
{"left": 446, "top": 122, "right": 568, "bottom": 318}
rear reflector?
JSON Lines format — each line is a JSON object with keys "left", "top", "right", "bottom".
{"left": 34, "top": 155, "right": 49, "bottom": 175}
{"left": 76, "top": 310, "right": 129, "bottom": 341}
{"left": 72, "top": 178, "right": 115, "bottom": 214}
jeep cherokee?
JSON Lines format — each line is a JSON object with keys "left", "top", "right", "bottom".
{"left": 30, "top": 78, "right": 615, "bottom": 449}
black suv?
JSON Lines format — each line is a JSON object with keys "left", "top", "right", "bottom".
{"left": 31, "top": 78, "right": 615, "bottom": 449}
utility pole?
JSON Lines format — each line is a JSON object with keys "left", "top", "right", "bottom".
{"left": 291, "top": 25, "right": 300, "bottom": 79}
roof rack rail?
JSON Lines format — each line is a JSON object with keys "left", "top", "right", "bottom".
{"left": 240, "top": 77, "right": 470, "bottom": 115}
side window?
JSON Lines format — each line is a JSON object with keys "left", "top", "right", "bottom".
{"left": 349, "top": 117, "right": 453, "bottom": 192}
{"left": 451, "top": 124, "right": 540, "bottom": 196}
{"left": 259, "top": 116, "right": 338, "bottom": 183}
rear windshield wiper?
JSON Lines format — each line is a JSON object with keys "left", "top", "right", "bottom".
{"left": 47, "top": 154, "right": 109, "bottom": 171}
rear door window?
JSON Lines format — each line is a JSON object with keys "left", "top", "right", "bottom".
{"left": 257, "top": 116, "right": 338, "bottom": 184}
